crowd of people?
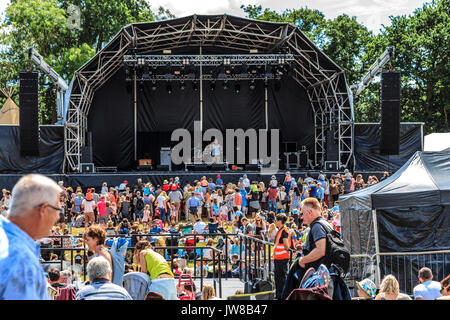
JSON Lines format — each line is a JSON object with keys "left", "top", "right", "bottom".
{"left": 1, "top": 171, "right": 449, "bottom": 301}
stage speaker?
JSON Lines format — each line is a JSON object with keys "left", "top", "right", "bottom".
{"left": 19, "top": 71, "right": 40, "bottom": 156}
{"left": 156, "top": 164, "right": 169, "bottom": 171}
{"left": 160, "top": 147, "right": 172, "bottom": 171}
{"left": 325, "top": 128, "right": 338, "bottom": 161}
{"left": 244, "top": 164, "right": 259, "bottom": 171}
{"left": 380, "top": 71, "right": 401, "bottom": 155}
{"left": 80, "top": 163, "right": 95, "bottom": 173}
{"left": 325, "top": 161, "right": 338, "bottom": 171}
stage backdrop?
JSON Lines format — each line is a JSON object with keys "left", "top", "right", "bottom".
{"left": 353, "top": 123, "right": 424, "bottom": 172}
{"left": 0, "top": 125, "right": 64, "bottom": 173}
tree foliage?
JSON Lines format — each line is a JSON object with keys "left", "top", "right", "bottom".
{"left": 0, "top": 0, "right": 174, "bottom": 124}
{"left": 0, "top": 1, "right": 448, "bottom": 132}
{"left": 242, "top": 1, "right": 449, "bottom": 133}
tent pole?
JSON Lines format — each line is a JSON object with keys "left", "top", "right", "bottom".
{"left": 133, "top": 68, "right": 137, "bottom": 161}
{"left": 265, "top": 79, "right": 268, "bottom": 130}
{"left": 372, "top": 209, "right": 381, "bottom": 287}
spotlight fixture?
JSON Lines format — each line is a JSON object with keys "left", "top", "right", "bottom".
{"left": 151, "top": 80, "right": 157, "bottom": 91}
{"left": 182, "top": 58, "right": 190, "bottom": 66}
{"left": 179, "top": 81, "right": 186, "bottom": 91}
{"left": 235, "top": 82, "right": 241, "bottom": 94}
{"left": 249, "top": 80, "right": 256, "bottom": 90}
{"left": 137, "top": 57, "right": 146, "bottom": 66}
{"left": 223, "top": 80, "right": 229, "bottom": 90}
{"left": 223, "top": 57, "right": 231, "bottom": 65}
{"left": 278, "top": 56, "right": 286, "bottom": 65}
{"left": 210, "top": 81, "right": 216, "bottom": 91}
{"left": 166, "top": 83, "right": 173, "bottom": 94}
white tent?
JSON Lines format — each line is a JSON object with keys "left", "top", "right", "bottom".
{"left": 424, "top": 132, "right": 450, "bottom": 152}
{"left": 0, "top": 87, "right": 19, "bottom": 125}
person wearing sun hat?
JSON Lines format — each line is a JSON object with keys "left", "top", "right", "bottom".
{"left": 356, "top": 278, "right": 377, "bottom": 300}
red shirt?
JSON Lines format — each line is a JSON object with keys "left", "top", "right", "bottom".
{"left": 162, "top": 184, "right": 170, "bottom": 192}
{"left": 97, "top": 200, "right": 107, "bottom": 216}
{"left": 267, "top": 187, "right": 279, "bottom": 201}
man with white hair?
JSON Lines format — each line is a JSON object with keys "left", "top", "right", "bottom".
{"left": 0, "top": 174, "right": 62, "bottom": 300}
{"left": 76, "top": 256, "right": 132, "bottom": 300}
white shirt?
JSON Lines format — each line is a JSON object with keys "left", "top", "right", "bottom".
{"left": 194, "top": 221, "right": 206, "bottom": 234}
{"left": 82, "top": 199, "right": 95, "bottom": 212}
{"left": 157, "top": 195, "right": 166, "bottom": 208}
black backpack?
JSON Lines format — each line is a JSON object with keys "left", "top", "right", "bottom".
{"left": 309, "top": 219, "right": 350, "bottom": 275}
{"left": 136, "top": 197, "right": 145, "bottom": 211}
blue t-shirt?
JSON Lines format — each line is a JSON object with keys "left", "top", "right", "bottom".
{"left": 216, "top": 178, "right": 223, "bottom": 185}
{"left": 332, "top": 205, "right": 340, "bottom": 212}
{"left": 188, "top": 197, "right": 200, "bottom": 208}
{"left": 413, "top": 281, "right": 442, "bottom": 300}
{"left": 304, "top": 217, "right": 328, "bottom": 254}
{"left": 150, "top": 226, "right": 162, "bottom": 234}
{"left": 315, "top": 187, "right": 325, "bottom": 200}
{"left": 239, "top": 189, "right": 248, "bottom": 207}
{"left": 213, "top": 204, "right": 219, "bottom": 216}
{"left": 309, "top": 185, "right": 317, "bottom": 197}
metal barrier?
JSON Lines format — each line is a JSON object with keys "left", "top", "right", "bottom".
{"left": 348, "top": 250, "right": 450, "bottom": 296}
{"left": 237, "top": 234, "right": 296, "bottom": 286}
{"left": 40, "top": 232, "right": 243, "bottom": 298}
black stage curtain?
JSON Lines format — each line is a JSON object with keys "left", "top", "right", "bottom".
{"left": 267, "top": 77, "right": 315, "bottom": 153}
{"left": 88, "top": 68, "right": 134, "bottom": 170}
{"left": 203, "top": 79, "right": 265, "bottom": 131}
{"left": 0, "top": 125, "right": 64, "bottom": 173}
{"left": 354, "top": 123, "right": 423, "bottom": 172}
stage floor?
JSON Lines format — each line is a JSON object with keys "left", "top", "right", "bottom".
{"left": 0, "top": 169, "right": 386, "bottom": 190}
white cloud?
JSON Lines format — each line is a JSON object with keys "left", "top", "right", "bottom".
{"left": 147, "top": 0, "right": 427, "bottom": 32}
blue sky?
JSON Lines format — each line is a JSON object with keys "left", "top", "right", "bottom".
{"left": 1, "top": 0, "right": 430, "bottom": 33}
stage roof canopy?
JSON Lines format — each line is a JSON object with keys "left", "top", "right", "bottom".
{"left": 66, "top": 14, "right": 354, "bottom": 172}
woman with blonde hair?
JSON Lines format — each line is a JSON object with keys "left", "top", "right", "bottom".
{"left": 156, "top": 191, "right": 168, "bottom": 222}
{"left": 201, "top": 285, "right": 221, "bottom": 300}
{"left": 267, "top": 223, "right": 278, "bottom": 243}
{"left": 259, "top": 182, "right": 266, "bottom": 211}
{"left": 375, "top": 274, "right": 400, "bottom": 300}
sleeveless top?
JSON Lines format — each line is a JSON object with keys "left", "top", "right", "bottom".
{"left": 144, "top": 250, "right": 174, "bottom": 280}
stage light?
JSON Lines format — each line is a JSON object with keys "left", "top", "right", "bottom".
{"left": 223, "top": 57, "right": 231, "bottom": 65}
{"left": 235, "top": 82, "right": 241, "bottom": 93}
{"left": 249, "top": 80, "right": 256, "bottom": 90}
{"left": 166, "top": 83, "right": 173, "bottom": 94}
{"left": 278, "top": 56, "right": 286, "bottom": 65}
{"left": 179, "top": 81, "right": 186, "bottom": 91}
{"left": 151, "top": 80, "right": 157, "bottom": 91}
{"left": 249, "top": 49, "right": 258, "bottom": 53}
{"left": 163, "top": 49, "right": 172, "bottom": 54}
{"left": 223, "top": 80, "right": 229, "bottom": 90}
{"left": 137, "top": 57, "right": 146, "bottom": 66}
{"left": 182, "top": 58, "right": 190, "bottom": 66}
{"left": 192, "top": 81, "right": 198, "bottom": 92}
{"left": 210, "top": 81, "right": 216, "bottom": 91}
